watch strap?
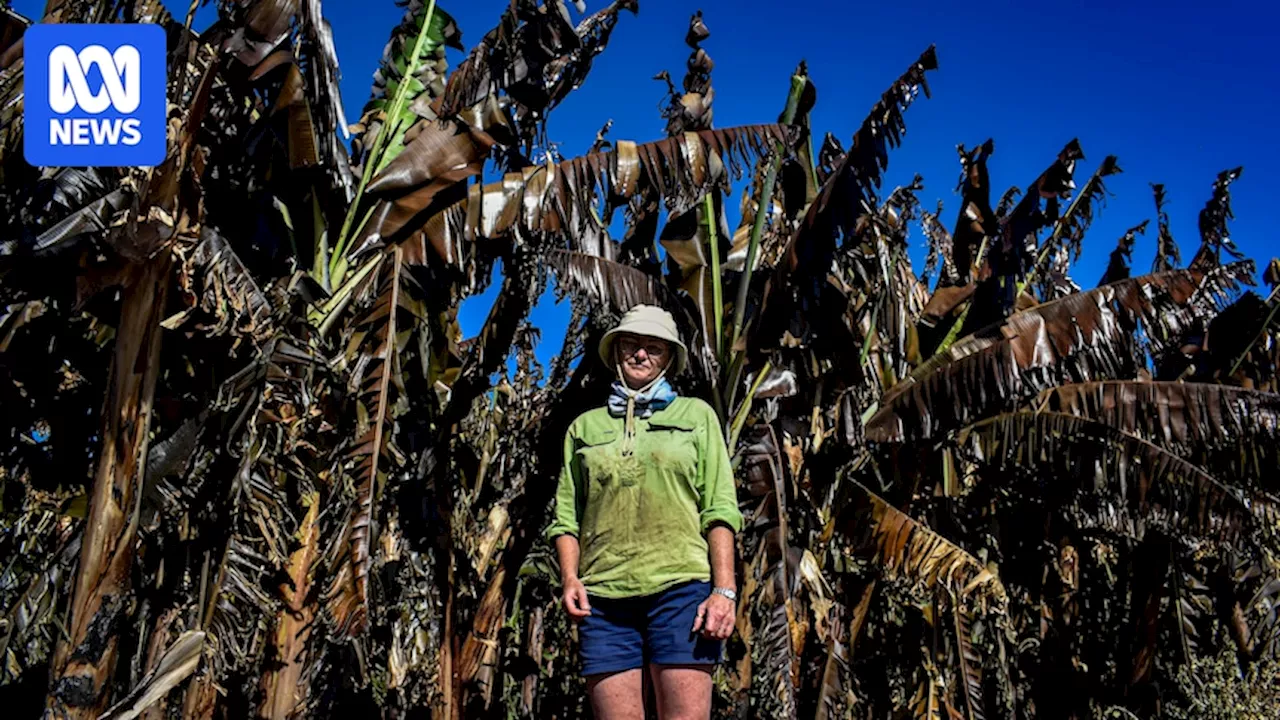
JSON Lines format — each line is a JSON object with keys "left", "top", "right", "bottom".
{"left": 711, "top": 586, "right": 737, "bottom": 601}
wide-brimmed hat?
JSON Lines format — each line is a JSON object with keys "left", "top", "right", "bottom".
{"left": 598, "top": 305, "right": 688, "bottom": 376}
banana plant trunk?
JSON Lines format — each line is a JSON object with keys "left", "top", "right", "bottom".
{"left": 47, "top": 254, "right": 172, "bottom": 718}
{"left": 259, "top": 493, "right": 321, "bottom": 719}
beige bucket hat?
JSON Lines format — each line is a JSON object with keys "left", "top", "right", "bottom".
{"left": 598, "top": 304, "right": 688, "bottom": 376}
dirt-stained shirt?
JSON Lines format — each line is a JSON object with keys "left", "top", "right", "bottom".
{"left": 545, "top": 396, "right": 743, "bottom": 599}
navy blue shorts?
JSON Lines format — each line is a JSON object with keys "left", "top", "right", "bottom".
{"left": 578, "top": 579, "right": 723, "bottom": 676}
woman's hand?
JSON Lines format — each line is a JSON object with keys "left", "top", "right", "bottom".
{"left": 562, "top": 576, "right": 592, "bottom": 619}
{"left": 692, "top": 593, "right": 735, "bottom": 639}
{"left": 555, "top": 536, "right": 590, "bottom": 619}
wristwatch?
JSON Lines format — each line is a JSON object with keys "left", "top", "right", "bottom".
{"left": 711, "top": 587, "right": 737, "bottom": 602}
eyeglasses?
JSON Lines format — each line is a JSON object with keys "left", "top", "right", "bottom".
{"left": 617, "top": 338, "right": 668, "bottom": 358}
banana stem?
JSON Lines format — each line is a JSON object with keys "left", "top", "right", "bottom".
{"left": 728, "top": 73, "right": 805, "bottom": 355}
{"left": 705, "top": 193, "right": 724, "bottom": 358}
{"left": 724, "top": 71, "right": 807, "bottom": 411}
{"left": 932, "top": 236, "right": 990, "bottom": 357}
{"left": 727, "top": 360, "right": 772, "bottom": 452}
{"left": 330, "top": 0, "right": 438, "bottom": 277}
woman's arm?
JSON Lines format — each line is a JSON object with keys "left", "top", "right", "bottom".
{"left": 694, "top": 525, "right": 737, "bottom": 639}
{"left": 693, "top": 403, "right": 743, "bottom": 639}
{"left": 555, "top": 535, "right": 591, "bottom": 618}
{"left": 707, "top": 524, "right": 735, "bottom": 592}
{"left": 548, "top": 425, "right": 590, "bottom": 618}
{"left": 694, "top": 410, "right": 744, "bottom": 536}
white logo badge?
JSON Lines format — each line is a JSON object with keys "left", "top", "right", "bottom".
{"left": 47, "top": 44, "right": 142, "bottom": 114}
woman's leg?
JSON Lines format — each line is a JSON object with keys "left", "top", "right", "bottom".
{"left": 579, "top": 594, "right": 645, "bottom": 718}
{"left": 643, "top": 581, "right": 721, "bottom": 719}
{"left": 587, "top": 669, "right": 645, "bottom": 720}
{"left": 649, "top": 664, "right": 712, "bottom": 720}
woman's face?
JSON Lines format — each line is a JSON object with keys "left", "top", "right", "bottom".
{"left": 615, "top": 333, "right": 672, "bottom": 389}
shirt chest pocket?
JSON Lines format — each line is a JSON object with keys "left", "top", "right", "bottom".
{"left": 575, "top": 426, "right": 631, "bottom": 490}
{"left": 643, "top": 417, "right": 700, "bottom": 483}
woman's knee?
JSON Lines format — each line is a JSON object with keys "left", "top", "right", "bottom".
{"left": 587, "top": 668, "right": 645, "bottom": 720}
{"left": 649, "top": 663, "right": 712, "bottom": 720}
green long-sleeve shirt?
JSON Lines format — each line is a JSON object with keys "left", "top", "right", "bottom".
{"left": 545, "top": 396, "right": 743, "bottom": 599}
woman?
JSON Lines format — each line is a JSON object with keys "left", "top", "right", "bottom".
{"left": 546, "top": 305, "right": 743, "bottom": 720}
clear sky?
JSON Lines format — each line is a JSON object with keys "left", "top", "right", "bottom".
{"left": 14, "top": 0, "right": 1278, "bottom": 361}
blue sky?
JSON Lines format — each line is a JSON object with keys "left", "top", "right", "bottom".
{"left": 333, "top": 0, "right": 1279, "bottom": 361}
{"left": 14, "top": 0, "right": 1278, "bottom": 363}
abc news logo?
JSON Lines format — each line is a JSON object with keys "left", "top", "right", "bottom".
{"left": 24, "top": 24, "right": 166, "bottom": 167}
{"left": 48, "top": 44, "right": 144, "bottom": 146}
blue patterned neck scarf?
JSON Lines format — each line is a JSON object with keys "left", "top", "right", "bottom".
{"left": 609, "top": 375, "right": 677, "bottom": 456}
{"left": 607, "top": 376, "right": 678, "bottom": 419}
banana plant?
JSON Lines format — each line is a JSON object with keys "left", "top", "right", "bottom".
{"left": 1, "top": 3, "right": 1279, "bottom": 718}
